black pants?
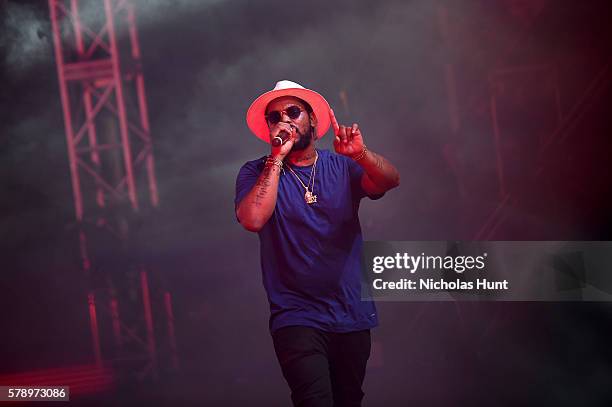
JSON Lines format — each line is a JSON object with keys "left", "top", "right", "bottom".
{"left": 272, "top": 326, "right": 371, "bottom": 407}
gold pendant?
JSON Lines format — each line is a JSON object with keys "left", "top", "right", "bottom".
{"left": 304, "top": 190, "right": 317, "bottom": 204}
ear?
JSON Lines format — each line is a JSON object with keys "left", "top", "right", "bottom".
{"left": 309, "top": 111, "right": 318, "bottom": 129}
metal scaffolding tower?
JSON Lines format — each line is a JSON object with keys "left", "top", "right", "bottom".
{"left": 48, "top": 0, "right": 178, "bottom": 378}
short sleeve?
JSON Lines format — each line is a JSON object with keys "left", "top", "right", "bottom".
{"left": 347, "top": 157, "right": 385, "bottom": 201}
{"left": 235, "top": 160, "right": 263, "bottom": 222}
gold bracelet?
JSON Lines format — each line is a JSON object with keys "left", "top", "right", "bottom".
{"left": 351, "top": 145, "right": 368, "bottom": 161}
{"left": 265, "top": 156, "right": 284, "bottom": 170}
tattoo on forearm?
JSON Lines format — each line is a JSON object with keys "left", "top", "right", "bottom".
{"left": 364, "top": 150, "right": 399, "bottom": 188}
{"left": 252, "top": 165, "right": 275, "bottom": 207}
{"left": 370, "top": 151, "right": 385, "bottom": 171}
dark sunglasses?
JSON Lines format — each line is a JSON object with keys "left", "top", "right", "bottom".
{"left": 265, "top": 105, "right": 303, "bottom": 124}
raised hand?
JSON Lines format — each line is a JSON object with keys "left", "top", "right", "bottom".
{"left": 330, "top": 108, "right": 365, "bottom": 158}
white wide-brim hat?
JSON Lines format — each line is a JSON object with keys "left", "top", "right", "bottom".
{"left": 246, "top": 80, "right": 331, "bottom": 143}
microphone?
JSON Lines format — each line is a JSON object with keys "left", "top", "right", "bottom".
{"left": 271, "top": 130, "right": 290, "bottom": 147}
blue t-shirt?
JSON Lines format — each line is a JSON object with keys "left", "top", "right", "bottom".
{"left": 235, "top": 148, "right": 381, "bottom": 333}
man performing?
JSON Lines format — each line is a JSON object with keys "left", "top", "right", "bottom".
{"left": 235, "top": 80, "right": 400, "bottom": 407}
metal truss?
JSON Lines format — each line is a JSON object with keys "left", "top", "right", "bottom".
{"left": 49, "top": 0, "right": 178, "bottom": 379}
{"left": 479, "top": 59, "right": 612, "bottom": 240}
{"left": 437, "top": 1, "right": 611, "bottom": 240}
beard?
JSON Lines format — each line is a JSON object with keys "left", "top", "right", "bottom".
{"left": 290, "top": 125, "right": 314, "bottom": 151}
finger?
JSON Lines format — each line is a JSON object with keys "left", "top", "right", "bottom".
{"left": 290, "top": 126, "right": 298, "bottom": 141}
{"left": 279, "top": 122, "right": 293, "bottom": 133}
{"left": 340, "top": 125, "right": 348, "bottom": 143}
{"left": 279, "top": 134, "right": 295, "bottom": 153}
{"left": 349, "top": 123, "right": 357, "bottom": 140}
{"left": 330, "top": 108, "right": 340, "bottom": 135}
{"left": 271, "top": 122, "right": 290, "bottom": 137}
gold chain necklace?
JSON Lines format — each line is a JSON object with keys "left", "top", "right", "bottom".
{"left": 286, "top": 152, "right": 318, "bottom": 204}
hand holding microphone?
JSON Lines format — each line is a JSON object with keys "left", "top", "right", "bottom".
{"left": 270, "top": 123, "right": 296, "bottom": 159}
{"left": 271, "top": 130, "right": 290, "bottom": 147}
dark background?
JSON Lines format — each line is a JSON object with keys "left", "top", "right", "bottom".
{"left": 1, "top": 0, "right": 611, "bottom": 405}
